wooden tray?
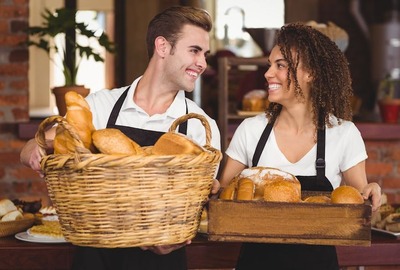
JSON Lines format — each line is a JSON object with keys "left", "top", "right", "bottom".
{"left": 208, "top": 192, "right": 371, "bottom": 246}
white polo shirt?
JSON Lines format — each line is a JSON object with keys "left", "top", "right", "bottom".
{"left": 85, "top": 76, "right": 221, "bottom": 150}
{"left": 226, "top": 113, "right": 367, "bottom": 188}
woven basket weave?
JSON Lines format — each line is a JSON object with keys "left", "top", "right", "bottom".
{"left": 36, "top": 113, "right": 222, "bottom": 248}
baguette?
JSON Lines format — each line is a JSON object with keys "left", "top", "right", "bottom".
{"left": 54, "top": 91, "right": 96, "bottom": 154}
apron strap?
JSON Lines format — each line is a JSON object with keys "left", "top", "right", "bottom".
{"left": 107, "top": 86, "right": 188, "bottom": 135}
{"left": 316, "top": 114, "right": 326, "bottom": 181}
{"left": 252, "top": 120, "right": 274, "bottom": 167}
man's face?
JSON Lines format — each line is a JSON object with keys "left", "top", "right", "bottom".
{"left": 164, "top": 24, "right": 210, "bottom": 92}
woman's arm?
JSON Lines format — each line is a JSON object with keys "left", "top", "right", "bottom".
{"left": 219, "top": 156, "right": 246, "bottom": 188}
{"left": 342, "top": 160, "right": 382, "bottom": 211}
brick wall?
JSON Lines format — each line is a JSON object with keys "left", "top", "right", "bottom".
{"left": 365, "top": 140, "right": 400, "bottom": 204}
{"left": 0, "top": 0, "right": 51, "bottom": 205}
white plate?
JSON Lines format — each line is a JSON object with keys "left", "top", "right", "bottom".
{"left": 15, "top": 231, "right": 67, "bottom": 243}
{"left": 372, "top": 227, "right": 400, "bottom": 238}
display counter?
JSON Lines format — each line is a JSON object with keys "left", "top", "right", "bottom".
{"left": 0, "top": 232, "right": 399, "bottom": 270}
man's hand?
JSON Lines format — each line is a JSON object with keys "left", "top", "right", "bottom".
{"left": 140, "top": 240, "right": 191, "bottom": 255}
{"left": 20, "top": 139, "right": 45, "bottom": 177}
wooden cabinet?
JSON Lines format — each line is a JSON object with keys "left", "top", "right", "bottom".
{"left": 217, "top": 56, "right": 269, "bottom": 151}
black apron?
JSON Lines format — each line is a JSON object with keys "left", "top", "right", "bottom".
{"left": 72, "top": 87, "right": 188, "bottom": 270}
{"left": 235, "top": 118, "right": 339, "bottom": 270}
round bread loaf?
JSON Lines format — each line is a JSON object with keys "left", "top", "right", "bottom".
{"left": 263, "top": 180, "right": 301, "bottom": 202}
{"left": 331, "top": 186, "right": 364, "bottom": 204}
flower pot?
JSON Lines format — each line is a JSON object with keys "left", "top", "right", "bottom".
{"left": 378, "top": 99, "right": 400, "bottom": 123}
{"left": 52, "top": 85, "right": 90, "bottom": 116}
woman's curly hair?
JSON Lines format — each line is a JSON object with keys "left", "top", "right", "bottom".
{"left": 266, "top": 23, "right": 353, "bottom": 130}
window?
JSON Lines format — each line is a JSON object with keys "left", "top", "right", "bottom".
{"left": 215, "top": 0, "right": 284, "bottom": 57}
{"left": 29, "top": 0, "right": 114, "bottom": 117}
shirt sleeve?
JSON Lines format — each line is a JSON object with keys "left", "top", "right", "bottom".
{"left": 226, "top": 119, "right": 252, "bottom": 166}
{"left": 339, "top": 122, "right": 368, "bottom": 172}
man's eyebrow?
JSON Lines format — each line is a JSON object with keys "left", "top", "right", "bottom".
{"left": 190, "top": 45, "right": 203, "bottom": 51}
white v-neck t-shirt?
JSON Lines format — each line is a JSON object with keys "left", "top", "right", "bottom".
{"left": 225, "top": 113, "right": 367, "bottom": 188}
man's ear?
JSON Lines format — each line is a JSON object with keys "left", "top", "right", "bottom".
{"left": 155, "top": 36, "right": 168, "bottom": 57}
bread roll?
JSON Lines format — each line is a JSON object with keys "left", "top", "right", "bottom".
{"left": 54, "top": 91, "right": 96, "bottom": 154}
{"left": 92, "top": 128, "right": 143, "bottom": 155}
{"left": 152, "top": 132, "right": 204, "bottom": 155}
{"left": 0, "top": 199, "right": 17, "bottom": 217}
{"left": 385, "top": 213, "right": 400, "bottom": 232}
{"left": 303, "top": 195, "right": 331, "bottom": 203}
{"left": 264, "top": 180, "right": 301, "bottom": 202}
{"left": 1, "top": 209, "right": 23, "bottom": 221}
{"left": 236, "top": 178, "right": 255, "bottom": 201}
{"left": 219, "top": 179, "right": 238, "bottom": 200}
{"left": 331, "top": 186, "right": 364, "bottom": 204}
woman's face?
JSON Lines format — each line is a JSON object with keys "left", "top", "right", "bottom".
{"left": 264, "top": 45, "right": 311, "bottom": 106}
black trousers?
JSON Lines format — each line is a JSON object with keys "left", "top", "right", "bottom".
{"left": 71, "top": 246, "right": 187, "bottom": 270}
{"left": 236, "top": 242, "right": 339, "bottom": 270}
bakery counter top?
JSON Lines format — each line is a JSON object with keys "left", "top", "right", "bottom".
{"left": 0, "top": 232, "right": 399, "bottom": 269}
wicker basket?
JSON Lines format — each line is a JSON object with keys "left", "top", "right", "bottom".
{"left": 0, "top": 213, "right": 35, "bottom": 237}
{"left": 36, "top": 113, "right": 222, "bottom": 248}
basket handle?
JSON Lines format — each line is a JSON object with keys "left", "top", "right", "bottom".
{"left": 168, "top": 113, "right": 212, "bottom": 147}
{"left": 35, "top": 115, "right": 90, "bottom": 157}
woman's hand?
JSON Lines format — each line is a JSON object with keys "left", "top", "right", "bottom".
{"left": 140, "top": 240, "right": 191, "bottom": 255}
{"left": 362, "top": 182, "right": 382, "bottom": 212}
{"left": 211, "top": 179, "right": 220, "bottom": 195}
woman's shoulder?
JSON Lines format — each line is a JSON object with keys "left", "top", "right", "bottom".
{"left": 327, "top": 116, "right": 360, "bottom": 135}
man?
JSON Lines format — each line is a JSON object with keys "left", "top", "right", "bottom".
{"left": 21, "top": 5, "right": 220, "bottom": 270}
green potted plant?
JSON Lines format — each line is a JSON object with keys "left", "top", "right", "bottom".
{"left": 26, "top": 7, "right": 115, "bottom": 115}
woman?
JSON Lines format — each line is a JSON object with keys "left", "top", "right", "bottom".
{"left": 219, "top": 23, "right": 381, "bottom": 270}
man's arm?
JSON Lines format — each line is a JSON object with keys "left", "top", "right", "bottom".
{"left": 20, "top": 126, "right": 56, "bottom": 177}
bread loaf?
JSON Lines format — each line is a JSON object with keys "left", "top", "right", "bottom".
{"left": 219, "top": 179, "right": 238, "bottom": 200}
{"left": 331, "top": 186, "right": 364, "bottom": 204}
{"left": 263, "top": 180, "right": 301, "bottom": 202}
{"left": 92, "top": 128, "right": 143, "bottom": 155}
{"left": 54, "top": 91, "right": 96, "bottom": 154}
{"left": 0, "top": 199, "right": 18, "bottom": 217}
{"left": 152, "top": 132, "right": 204, "bottom": 155}
{"left": 236, "top": 178, "right": 255, "bottom": 201}
{"left": 1, "top": 209, "right": 23, "bottom": 221}
{"left": 220, "top": 167, "right": 301, "bottom": 203}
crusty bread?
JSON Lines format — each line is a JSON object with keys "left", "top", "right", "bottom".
{"left": 92, "top": 128, "right": 143, "bottom": 155}
{"left": 236, "top": 178, "right": 255, "bottom": 201}
{"left": 264, "top": 180, "right": 301, "bottom": 202}
{"left": 1, "top": 209, "right": 23, "bottom": 221}
{"left": 152, "top": 132, "right": 204, "bottom": 155}
{"left": 331, "top": 186, "right": 364, "bottom": 204}
{"left": 219, "top": 179, "right": 238, "bottom": 200}
{"left": 54, "top": 91, "right": 96, "bottom": 154}
{"left": 222, "top": 167, "right": 301, "bottom": 202}
{"left": 0, "top": 199, "right": 18, "bottom": 217}
{"left": 303, "top": 195, "right": 331, "bottom": 203}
